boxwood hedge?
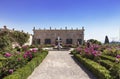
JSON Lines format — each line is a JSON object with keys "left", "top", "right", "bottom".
{"left": 99, "top": 60, "right": 114, "bottom": 70}
{"left": 74, "top": 54, "right": 112, "bottom": 79}
{"left": 100, "top": 55, "right": 115, "bottom": 62}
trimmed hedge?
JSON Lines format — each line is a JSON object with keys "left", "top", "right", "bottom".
{"left": 100, "top": 55, "right": 115, "bottom": 62}
{"left": 99, "top": 60, "right": 114, "bottom": 70}
{"left": 70, "top": 50, "right": 77, "bottom": 55}
{"left": 0, "top": 55, "right": 7, "bottom": 61}
{"left": 74, "top": 54, "right": 112, "bottom": 79}
{"left": 3, "top": 50, "right": 48, "bottom": 79}
{"left": 110, "top": 64, "right": 120, "bottom": 79}
{"left": 0, "top": 62, "right": 3, "bottom": 68}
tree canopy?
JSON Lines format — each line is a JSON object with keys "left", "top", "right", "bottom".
{"left": 13, "top": 31, "right": 29, "bottom": 46}
{"left": 87, "top": 39, "right": 102, "bottom": 45}
{"left": 0, "top": 30, "right": 29, "bottom": 50}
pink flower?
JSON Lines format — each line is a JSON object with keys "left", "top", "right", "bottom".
{"left": 29, "top": 54, "right": 32, "bottom": 58}
{"left": 4, "top": 53, "right": 12, "bottom": 57}
{"left": 23, "top": 51, "right": 33, "bottom": 59}
{"left": 23, "top": 54, "right": 27, "bottom": 58}
{"left": 32, "top": 48, "right": 38, "bottom": 53}
{"left": 76, "top": 47, "right": 81, "bottom": 52}
{"left": 116, "top": 55, "right": 120, "bottom": 58}
{"left": 9, "top": 69, "right": 13, "bottom": 74}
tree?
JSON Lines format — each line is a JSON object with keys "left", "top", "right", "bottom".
{"left": 0, "top": 31, "right": 12, "bottom": 51}
{"left": 87, "top": 39, "right": 102, "bottom": 45}
{"left": 0, "top": 36, "right": 12, "bottom": 50}
{"left": 0, "top": 30, "right": 29, "bottom": 52}
{"left": 104, "top": 35, "right": 109, "bottom": 44}
{"left": 13, "top": 31, "right": 29, "bottom": 46}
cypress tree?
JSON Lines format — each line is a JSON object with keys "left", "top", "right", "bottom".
{"left": 104, "top": 35, "right": 109, "bottom": 44}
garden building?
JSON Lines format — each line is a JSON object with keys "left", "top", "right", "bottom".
{"left": 33, "top": 27, "right": 84, "bottom": 46}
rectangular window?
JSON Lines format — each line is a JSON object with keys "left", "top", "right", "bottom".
{"left": 66, "top": 39, "right": 72, "bottom": 44}
{"left": 37, "top": 39, "right": 40, "bottom": 44}
{"left": 45, "top": 39, "right": 51, "bottom": 44}
{"left": 77, "top": 39, "right": 82, "bottom": 45}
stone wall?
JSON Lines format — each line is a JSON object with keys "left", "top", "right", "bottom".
{"left": 33, "top": 27, "right": 84, "bottom": 45}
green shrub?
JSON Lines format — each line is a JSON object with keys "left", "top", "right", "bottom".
{"left": 0, "top": 30, "right": 30, "bottom": 52}
{"left": 0, "top": 55, "right": 7, "bottom": 61}
{"left": 87, "top": 39, "right": 102, "bottom": 45}
{"left": 0, "top": 35, "right": 12, "bottom": 50}
{"left": 0, "top": 62, "right": 3, "bottom": 68}
{"left": 3, "top": 74, "right": 21, "bottom": 79}
{"left": 70, "top": 50, "right": 77, "bottom": 55}
{"left": 110, "top": 63, "right": 120, "bottom": 79}
{"left": 103, "top": 48, "right": 118, "bottom": 57}
{"left": 99, "top": 60, "right": 114, "bottom": 70}
{"left": 75, "top": 54, "right": 112, "bottom": 79}
{"left": 13, "top": 31, "right": 29, "bottom": 46}
{"left": 44, "top": 44, "right": 53, "bottom": 47}
{"left": 100, "top": 55, "right": 115, "bottom": 62}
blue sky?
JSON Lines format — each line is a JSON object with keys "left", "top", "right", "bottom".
{"left": 0, "top": 0, "right": 120, "bottom": 42}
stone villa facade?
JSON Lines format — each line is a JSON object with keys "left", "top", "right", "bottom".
{"left": 33, "top": 27, "right": 84, "bottom": 45}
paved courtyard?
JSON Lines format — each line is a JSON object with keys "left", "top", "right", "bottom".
{"left": 28, "top": 51, "right": 96, "bottom": 79}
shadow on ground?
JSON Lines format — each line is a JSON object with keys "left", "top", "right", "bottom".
{"left": 70, "top": 55, "right": 97, "bottom": 79}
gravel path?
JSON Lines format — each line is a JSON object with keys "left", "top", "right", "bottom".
{"left": 27, "top": 51, "right": 96, "bottom": 79}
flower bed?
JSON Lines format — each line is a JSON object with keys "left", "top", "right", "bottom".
{"left": 0, "top": 45, "right": 48, "bottom": 79}
{"left": 75, "top": 54, "right": 112, "bottom": 79}
{"left": 3, "top": 50, "right": 48, "bottom": 79}
{"left": 72, "top": 44, "right": 120, "bottom": 79}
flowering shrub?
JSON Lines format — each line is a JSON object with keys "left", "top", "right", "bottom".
{"left": 76, "top": 44, "right": 101, "bottom": 60}
{"left": 72, "top": 43, "right": 120, "bottom": 79}
{"left": 22, "top": 45, "right": 29, "bottom": 51}
{"left": 115, "top": 54, "right": 120, "bottom": 63}
{"left": 3, "top": 50, "right": 48, "bottom": 79}
{"left": 0, "top": 46, "right": 40, "bottom": 79}
{"left": 4, "top": 53, "right": 12, "bottom": 57}
{"left": 102, "top": 45, "right": 120, "bottom": 57}
{"left": 116, "top": 54, "right": 120, "bottom": 58}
